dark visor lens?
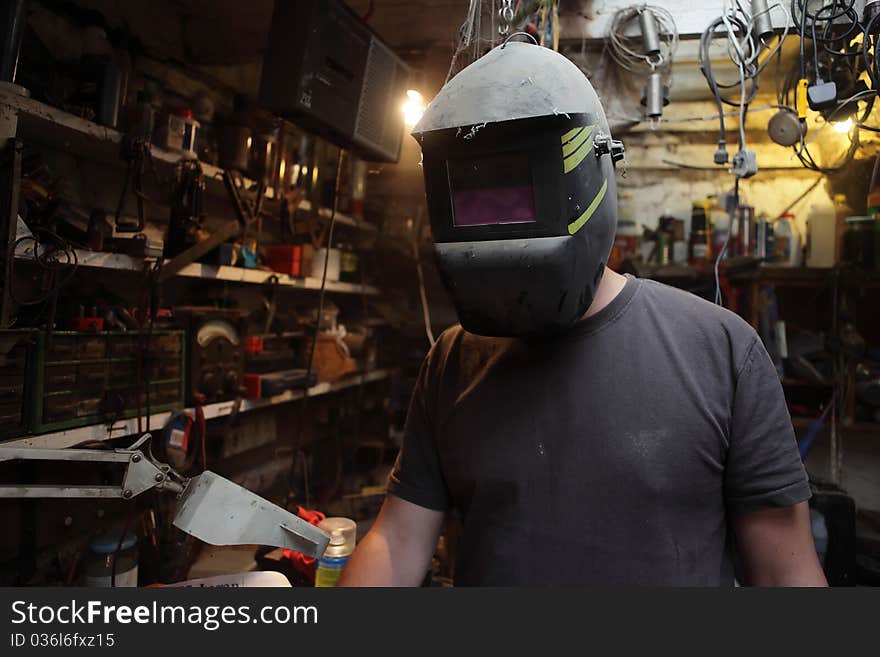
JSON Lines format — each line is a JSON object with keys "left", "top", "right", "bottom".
{"left": 447, "top": 152, "right": 536, "bottom": 227}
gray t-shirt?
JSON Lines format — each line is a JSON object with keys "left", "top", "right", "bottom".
{"left": 388, "top": 274, "right": 811, "bottom": 586}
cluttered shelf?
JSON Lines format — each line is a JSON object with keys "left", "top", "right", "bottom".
{"left": 2, "top": 368, "right": 392, "bottom": 451}
{"left": 0, "top": 88, "right": 376, "bottom": 233}
{"left": 629, "top": 258, "right": 880, "bottom": 289}
{"left": 13, "top": 248, "right": 380, "bottom": 296}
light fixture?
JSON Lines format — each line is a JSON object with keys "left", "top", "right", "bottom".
{"left": 402, "top": 89, "right": 426, "bottom": 128}
{"left": 833, "top": 118, "right": 854, "bottom": 134}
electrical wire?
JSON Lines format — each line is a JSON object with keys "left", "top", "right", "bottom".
{"left": 863, "top": 11, "right": 880, "bottom": 89}
{"left": 775, "top": 175, "right": 825, "bottom": 218}
{"left": 445, "top": 0, "right": 479, "bottom": 83}
{"left": 714, "top": 178, "right": 738, "bottom": 307}
{"left": 658, "top": 103, "right": 791, "bottom": 123}
{"left": 773, "top": 3, "right": 871, "bottom": 174}
{"left": 606, "top": 5, "right": 679, "bottom": 78}
{"left": 699, "top": 0, "right": 789, "bottom": 160}
{"left": 412, "top": 208, "right": 436, "bottom": 348}
{"left": 9, "top": 227, "right": 78, "bottom": 308}
{"left": 286, "top": 148, "right": 345, "bottom": 507}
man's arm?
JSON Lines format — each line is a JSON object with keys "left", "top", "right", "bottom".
{"left": 338, "top": 495, "right": 445, "bottom": 587}
{"left": 734, "top": 501, "right": 828, "bottom": 586}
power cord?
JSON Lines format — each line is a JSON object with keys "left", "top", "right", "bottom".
{"left": 699, "top": 0, "right": 789, "bottom": 173}
{"left": 286, "top": 148, "right": 345, "bottom": 508}
{"left": 10, "top": 227, "right": 78, "bottom": 308}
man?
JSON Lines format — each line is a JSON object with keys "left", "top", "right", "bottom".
{"left": 339, "top": 42, "right": 827, "bottom": 586}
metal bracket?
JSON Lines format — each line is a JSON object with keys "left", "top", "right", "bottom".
{"left": 594, "top": 133, "right": 626, "bottom": 164}
{"left": 0, "top": 437, "right": 184, "bottom": 498}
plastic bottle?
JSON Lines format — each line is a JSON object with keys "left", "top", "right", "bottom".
{"left": 806, "top": 197, "right": 837, "bottom": 267}
{"left": 773, "top": 213, "right": 802, "bottom": 266}
{"left": 754, "top": 212, "right": 774, "bottom": 261}
{"left": 833, "top": 194, "right": 853, "bottom": 263}
{"left": 689, "top": 201, "right": 711, "bottom": 263}
{"left": 314, "top": 517, "right": 357, "bottom": 587}
{"left": 708, "top": 195, "right": 730, "bottom": 257}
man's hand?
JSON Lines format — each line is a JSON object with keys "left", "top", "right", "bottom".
{"left": 337, "top": 495, "right": 445, "bottom": 587}
{"left": 734, "top": 501, "right": 828, "bottom": 586}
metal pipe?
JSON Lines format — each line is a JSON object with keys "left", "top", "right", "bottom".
{"left": 641, "top": 72, "right": 667, "bottom": 119}
{"left": 751, "top": 0, "right": 774, "bottom": 42}
{"left": 638, "top": 8, "right": 661, "bottom": 58}
{"left": 0, "top": 0, "right": 27, "bottom": 83}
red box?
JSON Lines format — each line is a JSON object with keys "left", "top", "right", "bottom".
{"left": 67, "top": 318, "right": 104, "bottom": 332}
{"left": 244, "top": 373, "right": 262, "bottom": 400}
{"left": 267, "top": 245, "right": 302, "bottom": 278}
{"left": 244, "top": 336, "right": 264, "bottom": 354}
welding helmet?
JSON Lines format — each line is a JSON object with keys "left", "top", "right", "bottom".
{"left": 413, "top": 42, "right": 624, "bottom": 338}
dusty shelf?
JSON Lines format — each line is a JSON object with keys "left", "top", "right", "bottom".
{"left": 14, "top": 248, "right": 380, "bottom": 296}
{"left": 3, "top": 368, "right": 392, "bottom": 450}
{"left": 1, "top": 88, "right": 377, "bottom": 232}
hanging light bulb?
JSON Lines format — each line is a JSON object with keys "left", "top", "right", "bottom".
{"left": 402, "top": 90, "right": 426, "bottom": 128}
{"left": 833, "top": 118, "right": 853, "bottom": 134}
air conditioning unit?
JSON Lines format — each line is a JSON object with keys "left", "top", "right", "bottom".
{"left": 259, "top": 0, "right": 410, "bottom": 163}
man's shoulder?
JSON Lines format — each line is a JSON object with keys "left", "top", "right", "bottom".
{"left": 635, "top": 277, "right": 756, "bottom": 342}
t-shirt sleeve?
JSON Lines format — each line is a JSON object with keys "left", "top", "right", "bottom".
{"left": 724, "top": 336, "right": 812, "bottom": 513}
{"left": 386, "top": 354, "right": 453, "bottom": 512}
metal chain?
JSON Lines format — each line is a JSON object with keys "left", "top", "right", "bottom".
{"left": 499, "top": 0, "right": 514, "bottom": 36}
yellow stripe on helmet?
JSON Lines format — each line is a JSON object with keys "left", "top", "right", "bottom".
{"left": 567, "top": 179, "right": 608, "bottom": 235}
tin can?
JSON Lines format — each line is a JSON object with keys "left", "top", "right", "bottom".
{"left": 754, "top": 218, "right": 774, "bottom": 260}
{"left": 657, "top": 232, "right": 672, "bottom": 265}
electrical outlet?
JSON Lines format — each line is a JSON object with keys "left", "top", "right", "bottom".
{"left": 731, "top": 150, "right": 758, "bottom": 178}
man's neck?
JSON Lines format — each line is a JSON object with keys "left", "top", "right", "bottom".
{"left": 583, "top": 267, "right": 628, "bottom": 319}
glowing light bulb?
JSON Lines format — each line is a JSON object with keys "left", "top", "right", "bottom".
{"left": 402, "top": 90, "right": 426, "bottom": 128}
{"left": 833, "top": 118, "right": 853, "bottom": 134}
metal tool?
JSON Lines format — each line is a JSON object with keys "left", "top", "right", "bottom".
{"left": 159, "top": 169, "right": 265, "bottom": 283}
{"left": 114, "top": 138, "right": 151, "bottom": 233}
{"left": 262, "top": 274, "right": 280, "bottom": 334}
{"left": 641, "top": 72, "right": 669, "bottom": 120}
{"left": 0, "top": 434, "right": 330, "bottom": 557}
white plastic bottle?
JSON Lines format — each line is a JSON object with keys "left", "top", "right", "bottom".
{"left": 806, "top": 198, "right": 837, "bottom": 267}
{"left": 314, "top": 517, "right": 357, "bottom": 587}
{"left": 774, "top": 213, "right": 802, "bottom": 266}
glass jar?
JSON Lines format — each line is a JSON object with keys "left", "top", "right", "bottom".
{"left": 843, "top": 216, "right": 878, "bottom": 268}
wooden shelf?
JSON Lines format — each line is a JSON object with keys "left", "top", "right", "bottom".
{"left": 2, "top": 368, "right": 392, "bottom": 450}
{"left": 1, "top": 88, "right": 377, "bottom": 233}
{"left": 14, "top": 247, "right": 380, "bottom": 296}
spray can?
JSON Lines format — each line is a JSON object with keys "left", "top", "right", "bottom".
{"left": 314, "top": 517, "right": 357, "bottom": 587}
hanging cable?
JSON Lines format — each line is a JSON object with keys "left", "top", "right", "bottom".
{"left": 607, "top": 5, "right": 679, "bottom": 122}
{"left": 412, "top": 208, "right": 436, "bottom": 348}
{"left": 9, "top": 227, "right": 78, "bottom": 309}
{"left": 286, "top": 148, "right": 345, "bottom": 507}
{"left": 699, "top": 0, "right": 789, "bottom": 172}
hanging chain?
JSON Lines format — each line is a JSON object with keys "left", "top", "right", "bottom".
{"left": 499, "top": 0, "right": 514, "bottom": 36}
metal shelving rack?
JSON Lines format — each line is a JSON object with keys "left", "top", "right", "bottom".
{"left": 3, "top": 368, "right": 391, "bottom": 450}
{"left": 0, "top": 89, "right": 392, "bottom": 449}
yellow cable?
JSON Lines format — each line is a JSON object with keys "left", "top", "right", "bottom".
{"left": 552, "top": 0, "right": 559, "bottom": 51}
{"left": 540, "top": 2, "right": 548, "bottom": 47}
{"left": 797, "top": 78, "right": 809, "bottom": 120}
